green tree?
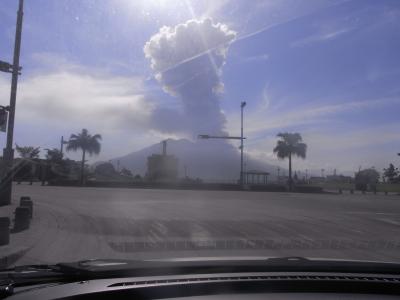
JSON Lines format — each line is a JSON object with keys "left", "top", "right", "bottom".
{"left": 355, "top": 168, "right": 380, "bottom": 191}
{"left": 42, "top": 148, "right": 66, "bottom": 183}
{"left": 94, "top": 162, "right": 117, "bottom": 178}
{"left": 45, "top": 148, "right": 63, "bottom": 163}
{"left": 14, "top": 145, "right": 40, "bottom": 184}
{"left": 66, "top": 129, "right": 102, "bottom": 185}
{"left": 15, "top": 144, "right": 40, "bottom": 159}
{"left": 273, "top": 133, "right": 307, "bottom": 190}
{"left": 120, "top": 168, "right": 133, "bottom": 177}
{"left": 383, "top": 163, "right": 399, "bottom": 183}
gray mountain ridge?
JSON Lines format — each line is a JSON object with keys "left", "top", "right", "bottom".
{"left": 106, "top": 138, "right": 277, "bottom": 181}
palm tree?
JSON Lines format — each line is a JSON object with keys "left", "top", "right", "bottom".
{"left": 15, "top": 145, "right": 40, "bottom": 184}
{"left": 273, "top": 132, "right": 307, "bottom": 190}
{"left": 66, "top": 129, "right": 102, "bottom": 185}
{"left": 15, "top": 145, "right": 40, "bottom": 159}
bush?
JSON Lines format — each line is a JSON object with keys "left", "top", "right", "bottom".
{"left": 355, "top": 168, "right": 379, "bottom": 191}
{"left": 250, "top": 184, "right": 287, "bottom": 192}
{"left": 355, "top": 182, "right": 368, "bottom": 191}
{"left": 294, "top": 185, "right": 324, "bottom": 193}
{"left": 94, "top": 162, "right": 118, "bottom": 177}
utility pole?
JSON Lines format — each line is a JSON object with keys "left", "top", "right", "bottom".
{"left": 60, "top": 136, "right": 68, "bottom": 155}
{"left": 0, "top": 0, "right": 24, "bottom": 205}
{"left": 240, "top": 101, "right": 246, "bottom": 187}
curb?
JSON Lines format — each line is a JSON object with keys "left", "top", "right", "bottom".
{"left": 0, "top": 245, "right": 31, "bottom": 269}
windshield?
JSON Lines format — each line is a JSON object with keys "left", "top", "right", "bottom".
{"left": 1, "top": 0, "right": 400, "bottom": 269}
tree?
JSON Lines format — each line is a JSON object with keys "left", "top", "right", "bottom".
{"left": 15, "top": 144, "right": 40, "bottom": 159}
{"left": 94, "top": 162, "right": 117, "bottom": 177}
{"left": 14, "top": 145, "right": 40, "bottom": 184}
{"left": 355, "top": 168, "right": 380, "bottom": 191}
{"left": 45, "top": 148, "right": 63, "bottom": 163}
{"left": 383, "top": 163, "right": 399, "bottom": 183}
{"left": 273, "top": 132, "right": 307, "bottom": 190}
{"left": 120, "top": 168, "right": 133, "bottom": 177}
{"left": 66, "top": 129, "right": 102, "bottom": 185}
{"left": 42, "top": 148, "right": 66, "bottom": 183}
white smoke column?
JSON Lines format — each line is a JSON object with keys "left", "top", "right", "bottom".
{"left": 144, "top": 18, "right": 236, "bottom": 136}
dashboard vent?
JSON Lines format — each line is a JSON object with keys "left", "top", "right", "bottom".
{"left": 108, "top": 274, "right": 400, "bottom": 288}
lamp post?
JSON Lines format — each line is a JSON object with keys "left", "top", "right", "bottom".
{"left": 198, "top": 134, "right": 246, "bottom": 187}
{"left": 60, "top": 136, "right": 68, "bottom": 156}
{"left": 0, "top": 0, "right": 24, "bottom": 205}
{"left": 240, "top": 101, "right": 246, "bottom": 187}
{"left": 277, "top": 167, "right": 280, "bottom": 182}
{"left": 198, "top": 102, "right": 246, "bottom": 188}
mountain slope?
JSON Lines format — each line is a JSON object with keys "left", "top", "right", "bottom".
{"left": 107, "top": 139, "right": 277, "bottom": 181}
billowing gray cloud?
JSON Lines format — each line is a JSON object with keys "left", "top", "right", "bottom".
{"left": 144, "top": 18, "right": 236, "bottom": 136}
{"left": 10, "top": 70, "right": 154, "bottom": 132}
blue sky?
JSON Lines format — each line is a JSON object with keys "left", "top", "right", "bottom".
{"left": 0, "top": 0, "right": 399, "bottom": 175}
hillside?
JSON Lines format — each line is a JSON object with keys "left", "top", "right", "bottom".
{"left": 107, "top": 139, "right": 277, "bottom": 181}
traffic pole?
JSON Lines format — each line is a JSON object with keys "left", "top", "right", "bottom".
{"left": 0, "top": 0, "right": 24, "bottom": 205}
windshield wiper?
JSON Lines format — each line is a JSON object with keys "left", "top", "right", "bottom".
{"left": 0, "top": 264, "right": 67, "bottom": 299}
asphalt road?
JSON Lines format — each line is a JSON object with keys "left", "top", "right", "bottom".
{"left": 8, "top": 184, "right": 400, "bottom": 265}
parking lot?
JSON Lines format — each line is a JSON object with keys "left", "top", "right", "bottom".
{"left": 3, "top": 184, "right": 400, "bottom": 266}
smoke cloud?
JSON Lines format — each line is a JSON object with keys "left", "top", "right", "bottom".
{"left": 144, "top": 18, "right": 236, "bottom": 136}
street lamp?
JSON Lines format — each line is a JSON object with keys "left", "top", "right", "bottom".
{"left": 60, "top": 136, "right": 68, "bottom": 155}
{"left": 0, "top": 0, "right": 24, "bottom": 205}
{"left": 198, "top": 134, "right": 243, "bottom": 140}
{"left": 240, "top": 101, "right": 246, "bottom": 187}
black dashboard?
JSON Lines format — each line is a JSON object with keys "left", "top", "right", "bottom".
{"left": 7, "top": 271, "right": 400, "bottom": 299}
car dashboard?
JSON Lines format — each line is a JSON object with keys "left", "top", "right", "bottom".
{"left": 6, "top": 271, "right": 400, "bottom": 299}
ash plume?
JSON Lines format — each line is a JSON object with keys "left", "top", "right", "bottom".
{"left": 144, "top": 18, "right": 236, "bottom": 136}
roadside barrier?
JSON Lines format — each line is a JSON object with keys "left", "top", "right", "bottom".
{"left": 0, "top": 217, "right": 10, "bottom": 246}
{"left": 14, "top": 207, "right": 30, "bottom": 231}
{"left": 20, "top": 197, "right": 33, "bottom": 219}
{"left": 19, "top": 196, "right": 31, "bottom": 202}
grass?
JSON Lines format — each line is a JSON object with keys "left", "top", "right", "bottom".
{"left": 313, "top": 182, "right": 400, "bottom": 193}
{"left": 377, "top": 183, "right": 400, "bottom": 193}
{"left": 313, "top": 182, "right": 354, "bottom": 191}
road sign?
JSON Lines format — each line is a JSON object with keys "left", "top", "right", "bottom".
{"left": 0, "top": 108, "right": 8, "bottom": 132}
{"left": 0, "top": 60, "right": 22, "bottom": 74}
{"left": 0, "top": 60, "right": 13, "bottom": 73}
